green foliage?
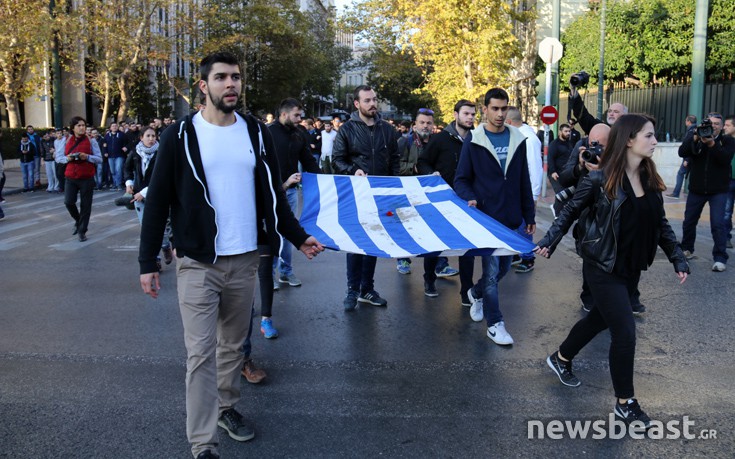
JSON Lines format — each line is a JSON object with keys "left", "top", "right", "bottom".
{"left": 199, "top": 0, "right": 349, "bottom": 114}
{"left": 344, "top": 0, "right": 523, "bottom": 123}
{"left": 0, "top": 129, "right": 27, "bottom": 160}
{"left": 560, "top": 0, "right": 735, "bottom": 89}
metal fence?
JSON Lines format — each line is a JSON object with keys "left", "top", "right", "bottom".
{"left": 559, "top": 82, "right": 735, "bottom": 141}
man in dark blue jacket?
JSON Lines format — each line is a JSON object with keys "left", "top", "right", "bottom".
{"left": 454, "top": 88, "right": 535, "bottom": 346}
{"left": 104, "top": 123, "right": 129, "bottom": 190}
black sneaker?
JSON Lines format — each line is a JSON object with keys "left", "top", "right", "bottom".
{"left": 217, "top": 408, "right": 255, "bottom": 442}
{"left": 582, "top": 303, "right": 592, "bottom": 313}
{"left": 632, "top": 303, "right": 646, "bottom": 315}
{"left": 460, "top": 292, "right": 471, "bottom": 307}
{"left": 343, "top": 289, "right": 359, "bottom": 311}
{"left": 515, "top": 259, "right": 535, "bottom": 273}
{"left": 196, "top": 450, "right": 220, "bottom": 459}
{"left": 511, "top": 254, "right": 522, "bottom": 266}
{"left": 614, "top": 398, "right": 652, "bottom": 429}
{"left": 546, "top": 351, "right": 581, "bottom": 387}
{"left": 424, "top": 281, "right": 438, "bottom": 297}
{"left": 358, "top": 290, "right": 387, "bottom": 307}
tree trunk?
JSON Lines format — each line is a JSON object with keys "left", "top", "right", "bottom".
{"left": 3, "top": 92, "right": 22, "bottom": 128}
{"left": 117, "top": 73, "right": 130, "bottom": 123}
{"left": 100, "top": 70, "right": 112, "bottom": 127}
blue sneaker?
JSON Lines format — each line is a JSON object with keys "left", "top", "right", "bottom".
{"left": 344, "top": 289, "right": 359, "bottom": 311}
{"left": 260, "top": 317, "right": 279, "bottom": 339}
{"left": 396, "top": 259, "right": 411, "bottom": 274}
{"left": 435, "top": 265, "right": 459, "bottom": 278}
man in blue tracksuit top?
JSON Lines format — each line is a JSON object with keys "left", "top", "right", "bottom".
{"left": 454, "top": 87, "right": 536, "bottom": 346}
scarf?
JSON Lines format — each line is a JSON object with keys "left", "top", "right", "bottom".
{"left": 137, "top": 141, "right": 159, "bottom": 176}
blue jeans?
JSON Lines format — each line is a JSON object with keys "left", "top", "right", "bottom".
{"left": 472, "top": 255, "right": 512, "bottom": 326}
{"left": 346, "top": 253, "right": 377, "bottom": 293}
{"left": 109, "top": 156, "right": 124, "bottom": 187}
{"left": 515, "top": 220, "right": 534, "bottom": 260}
{"left": 274, "top": 187, "right": 299, "bottom": 277}
{"left": 21, "top": 162, "right": 35, "bottom": 190}
{"left": 670, "top": 161, "right": 688, "bottom": 197}
{"left": 725, "top": 179, "right": 735, "bottom": 242}
{"left": 682, "top": 191, "right": 729, "bottom": 263}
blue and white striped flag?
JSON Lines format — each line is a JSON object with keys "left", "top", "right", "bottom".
{"left": 299, "top": 173, "right": 536, "bottom": 258}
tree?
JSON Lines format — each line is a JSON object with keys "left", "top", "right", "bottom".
{"left": 79, "top": 0, "right": 178, "bottom": 125}
{"left": 0, "top": 0, "right": 53, "bottom": 127}
{"left": 344, "top": 0, "right": 527, "bottom": 123}
{"left": 198, "top": 0, "right": 348, "bottom": 114}
{"left": 559, "top": 0, "right": 735, "bottom": 89}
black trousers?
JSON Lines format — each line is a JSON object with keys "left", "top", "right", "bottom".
{"left": 422, "top": 255, "right": 474, "bottom": 296}
{"left": 560, "top": 262, "right": 638, "bottom": 399}
{"left": 257, "top": 254, "right": 274, "bottom": 317}
{"left": 64, "top": 177, "right": 95, "bottom": 234}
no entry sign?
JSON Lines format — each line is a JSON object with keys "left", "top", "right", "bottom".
{"left": 540, "top": 105, "right": 559, "bottom": 125}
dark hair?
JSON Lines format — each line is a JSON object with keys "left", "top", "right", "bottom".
{"left": 725, "top": 115, "right": 735, "bottom": 125}
{"left": 139, "top": 126, "right": 157, "bottom": 138}
{"left": 599, "top": 114, "right": 665, "bottom": 199}
{"left": 21, "top": 133, "right": 29, "bottom": 138}
{"left": 559, "top": 123, "right": 571, "bottom": 130}
{"left": 400, "top": 120, "right": 412, "bottom": 129}
{"left": 454, "top": 99, "right": 476, "bottom": 113}
{"left": 69, "top": 116, "right": 87, "bottom": 129}
{"left": 353, "top": 85, "right": 373, "bottom": 103}
{"left": 278, "top": 98, "right": 303, "bottom": 115}
{"left": 200, "top": 52, "right": 239, "bottom": 82}
{"left": 483, "top": 88, "right": 509, "bottom": 106}
{"left": 685, "top": 114, "right": 697, "bottom": 125}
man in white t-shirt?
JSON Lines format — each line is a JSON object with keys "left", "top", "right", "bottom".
{"left": 319, "top": 121, "right": 337, "bottom": 173}
{"left": 138, "top": 52, "right": 324, "bottom": 459}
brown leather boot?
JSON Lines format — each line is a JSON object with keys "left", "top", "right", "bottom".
{"left": 241, "top": 358, "right": 266, "bottom": 384}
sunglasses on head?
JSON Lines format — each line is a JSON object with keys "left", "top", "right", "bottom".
{"left": 418, "top": 108, "right": 434, "bottom": 115}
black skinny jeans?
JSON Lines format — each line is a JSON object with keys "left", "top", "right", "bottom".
{"left": 560, "top": 262, "right": 639, "bottom": 399}
{"left": 258, "top": 254, "right": 274, "bottom": 317}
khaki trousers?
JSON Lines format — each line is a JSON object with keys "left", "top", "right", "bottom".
{"left": 176, "top": 251, "right": 258, "bottom": 457}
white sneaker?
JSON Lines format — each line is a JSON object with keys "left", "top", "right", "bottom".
{"left": 468, "top": 289, "right": 484, "bottom": 322}
{"left": 487, "top": 321, "right": 514, "bottom": 345}
{"left": 712, "top": 262, "right": 726, "bottom": 272}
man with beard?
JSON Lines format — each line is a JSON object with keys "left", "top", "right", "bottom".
{"left": 418, "top": 99, "right": 477, "bottom": 304}
{"left": 547, "top": 123, "right": 575, "bottom": 215}
{"left": 333, "top": 85, "right": 400, "bottom": 310}
{"left": 268, "top": 98, "right": 321, "bottom": 292}
{"left": 138, "top": 52, "right": 324, "bottom": 458}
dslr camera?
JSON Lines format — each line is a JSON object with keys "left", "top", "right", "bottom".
{"left": 570, "top": 71, "right": 590, "bottom": 88}
{"left": 581, "top": 140, "right": 603, "bottom": 165}
{"left": 555, "top": 185, "right": 576, "bottom": 203}
{"left": 68, "top": 153, "right": 81, "bottom": 161}
{"left": 696, "top": 119, "right": 714, "bottom": 139}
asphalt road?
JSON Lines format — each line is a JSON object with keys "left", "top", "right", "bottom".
{"left": 0, "top": 190, "right": 733, "bottom": 458}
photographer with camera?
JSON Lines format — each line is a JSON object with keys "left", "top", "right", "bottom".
{"left": 678, "top": 112, "right": 735, "bottom": 272}
{"left": 568, "top": 71, "right": 628, "bottom": 135}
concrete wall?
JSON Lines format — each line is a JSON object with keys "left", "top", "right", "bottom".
{"left": 654, "top": 142, "right": 683, "bottom": 189}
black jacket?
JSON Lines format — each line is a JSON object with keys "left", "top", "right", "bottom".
{"left": 124, "top": 143, "right": 156, "bottom": 194}
{"left": 268, "top": 121, "right": 320, "bottom": 186}
{"left": 677, "top": 133, "right": 735, "bottom": 194}
{"left": 558, "top": 138, "right": 589, "bottom": 188}
{"left": 138, "top": 113, "right": 309, "bottom": 274}
{"left": 547, "top": 137, "right": 574, "bottom": 177}
{"left": 538, "top": 170, "right": 688, "bottom": 274}
{"left": 332, "top": 112, "right": 399, "bottom": 176}
{"left": 570, "top": 93, "right": 605, "bottom": 135}
{"left": 417, "top": 122, "right": 465, "bottom": 187}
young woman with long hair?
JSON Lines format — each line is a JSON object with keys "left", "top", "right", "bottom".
{"left": 534, "top": 114, "right": 690, "bottom": 427}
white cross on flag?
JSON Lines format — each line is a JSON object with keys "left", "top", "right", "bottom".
{"left": 298, "top": 173, "right": 536, "bottom": 258}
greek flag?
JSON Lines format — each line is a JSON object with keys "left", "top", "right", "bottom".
{"left": 299, "top": 173, "right": 536, "bottom": 258}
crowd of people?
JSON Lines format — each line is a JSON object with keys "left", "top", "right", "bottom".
{"left": 2, "top": 50, "right": 734, "bottom": 458}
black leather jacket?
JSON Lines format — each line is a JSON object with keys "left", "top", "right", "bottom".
{"left": 332, "top": 111, "right": 399, "bottom": 176}
{"left": 538, "top": 170, "right": 689, "bottom": 274}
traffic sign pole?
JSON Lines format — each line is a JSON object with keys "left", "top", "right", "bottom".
{"left": 538, "top": 38, "right": 564, "bottom": 201}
